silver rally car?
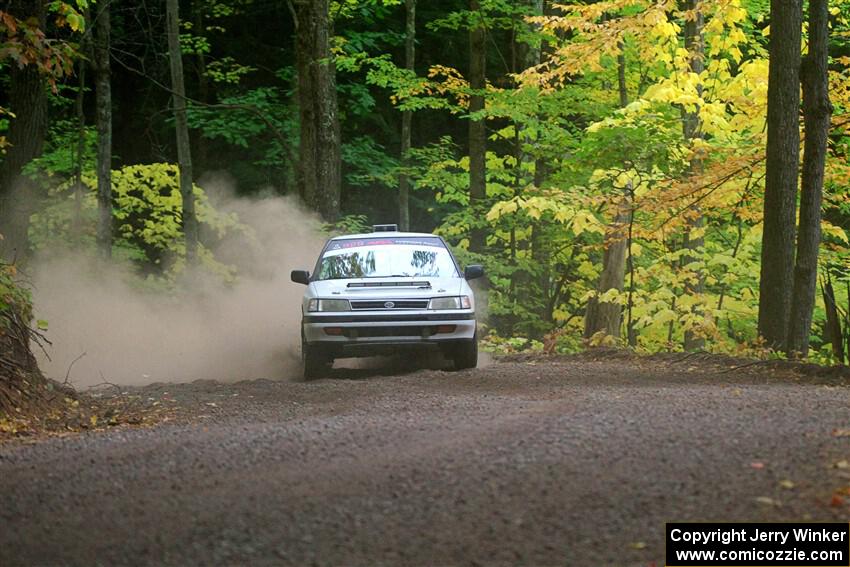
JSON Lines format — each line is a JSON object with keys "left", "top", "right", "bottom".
{"left": 291, "top": 225, "right": 484, "bottom": 379}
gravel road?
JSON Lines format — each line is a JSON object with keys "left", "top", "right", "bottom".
{"left": 2, "top": 354, "right": 850, "bottom": 566}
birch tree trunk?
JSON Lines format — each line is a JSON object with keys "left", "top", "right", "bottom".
{"left": 787, "top": 0, "right": 832, "bottom": 357}
{"left": 166, "top": 0, "right": 198, "bottom": 264}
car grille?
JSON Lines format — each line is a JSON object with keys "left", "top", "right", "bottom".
{"left": 340, "top": 325, "right": 455, "bottom": 338}
{"left": 350, "top": 300, "right": 430, "bottom": 310}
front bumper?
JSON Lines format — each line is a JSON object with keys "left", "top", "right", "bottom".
{"left": 302, "top": 310, "right": 476, "bottom": 355}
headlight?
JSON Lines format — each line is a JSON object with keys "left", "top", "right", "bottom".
{"left": 429, "top": 296, "right": 471, "bottom": 310}
{"left": 308, "top": 299, "right": 351, "bottom": 312}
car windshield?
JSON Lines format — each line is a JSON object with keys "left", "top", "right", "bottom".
{"left": 317, "top": 237, "right": 458, "bottom": 280}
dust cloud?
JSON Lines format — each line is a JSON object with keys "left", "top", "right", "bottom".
{"left": 32, "top": 185, "right": 325, "bottom": 387}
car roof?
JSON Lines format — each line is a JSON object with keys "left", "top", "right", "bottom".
{"left": 329, "top": 231, "right": 439, "bottom": 240}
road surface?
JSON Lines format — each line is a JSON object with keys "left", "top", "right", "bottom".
{"left": 2, "top": 354, "right": 849, "bottom": 566}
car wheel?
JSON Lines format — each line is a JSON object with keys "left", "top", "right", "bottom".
{"left": 302, "top": 336, "right": 331, "bottom": 380}
{"left": 452, "top": 336, "right": 478, "bottom": 370}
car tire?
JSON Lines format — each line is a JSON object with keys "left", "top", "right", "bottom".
{"left": 302, "top": 336, "right": 331, "bottom": 380}
{"left": 452, "top": 336, "right": 478, "bottom": 370}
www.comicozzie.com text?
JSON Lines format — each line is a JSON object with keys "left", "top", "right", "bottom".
{"left": 670, "top": 527, "right": 848, "bottom": 547}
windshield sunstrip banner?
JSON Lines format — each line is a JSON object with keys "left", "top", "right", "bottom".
{"left": 327, "top": 237, "right": 444, "bottom": 250}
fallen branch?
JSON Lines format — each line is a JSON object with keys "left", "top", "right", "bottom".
{"left": 64, "top": 352, "right": 87, "bottom": 386}
{"left": 719, "top": 360, "right": 771, "bottom": 374}
{"left": 94, "top": 371, "right": 123, "bottom": 395}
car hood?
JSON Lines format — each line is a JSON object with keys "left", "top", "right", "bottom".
{"left": 310, "top": 276, "right": 464, "bottom": 299}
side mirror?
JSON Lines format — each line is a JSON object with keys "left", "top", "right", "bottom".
{"left": 464, "top": 265, "right": 484, "bottom": 280}
{"left": 291, "top": 270, "right": 310, "bottom": 285}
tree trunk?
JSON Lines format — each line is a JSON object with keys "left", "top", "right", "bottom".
{"left": 758, "top": 0, "right": 802, "bottom": 348}
{"left": 787, "top": 0, "right": 832, "bottom": 358}
{"left": 192, "top": 0, "right": 211, "bottom": 176}
{"left": 584, "top": 43, "right": 630, "bottom": 340}
{"left": 94, "top": 1, "right": 113, "bottom": 259}
{"left": 625, "top": 194, "right": 637, "bottom": 347}
{"left": 398, "top": 0, "right": 415, "bottom": 231}
{"left": 583, "top": 204, "right": 629, "bottom": 339}
{"left": 294, "top": 0, "right": 341, "bottom": 222}
{"left": 468, "top": 0, "right": 487, "bottom": 253}
{"left": 822, "top": 276, "right": 845, "bottom": 363}
{"left": 294, "top": 3, "right": 317, "bottom": 211}
{"left": 507, "top": 0, "right": 544, "bottom": 327}
{"left": 0, "top": 0, "right": 47, "bottom": 262}
{"left": 72, "top": 50, "right": 87, "bottom": 244}
{"left": 681, "top": 0, "right": 705, "bottom": 351}
{"left": 166, "top": 0, "right": 198, "bottom": 264}
{"left": 617, "top": 49, "right": 627, "bottom": 109}
{"left": 531, "top": 159, "right": 550, "bottom": 327}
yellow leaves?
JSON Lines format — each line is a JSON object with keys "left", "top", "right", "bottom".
{"left": 571, "top": 210, "right": 606, "bottom": 236}
{"left": 423, "top": 65, "right": 470, "bottom": 111}
{"left": 486, "top": 198, "right": 521, "bottom": 222}
{"left": 596, "top": 288, "right": 627, "bottom": 305}
{"left": 0, "top": 418, "right": 18, "bottom": 434}
{"left": 525, "top": 198, "right": 545, "bottom": 220}
{"left": 651, "top": 18, "right": 679, "bottom": 42}
{"left": 630, "top": 242, "right": 643, "bottom": 258}
{"left": 822, "top": 221, "right": 849, "bottom": 244}
{"left": 552, "top": 307, "right": 572, "bottom": 323}
{"left": 487, "top": 195, "right": 559, "bottom": 222}
{"left": 651, "top": 308, "right": 678, "bottom": 325}
{"left": 585, "top": 119, "right": 608, "bottom": 134}
{"left": 728, "top": 46, "right": 743, "bottom": 63}
{"left": 523, "top": 0, "right": 687, "bottom": 86}
{"left": 643, "top": 73, "right": 704, "bottom": 110}
{"left": 699, "top": 101, "right": 732, "bottom": 138}
{"left": 487, "top": 195, "right": 605, "bottom": 236}
{"left": 577, "top": 260, "right": 598, "bottom": 279}
{"left": 586, "top": 330, "right": 620, "bottom": 347}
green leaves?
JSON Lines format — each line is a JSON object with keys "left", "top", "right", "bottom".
{"left": 29, "top": 163, "right": 248, "bottom": 282}
{"left": 0, "top": 264, "right": 34, "bottom": 332}
{"left": 341, "top": 136, "right": 399, "bottom": 188}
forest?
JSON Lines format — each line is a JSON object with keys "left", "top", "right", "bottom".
{"left": 1, "top": 0, "right": 850, "bottom": 370}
